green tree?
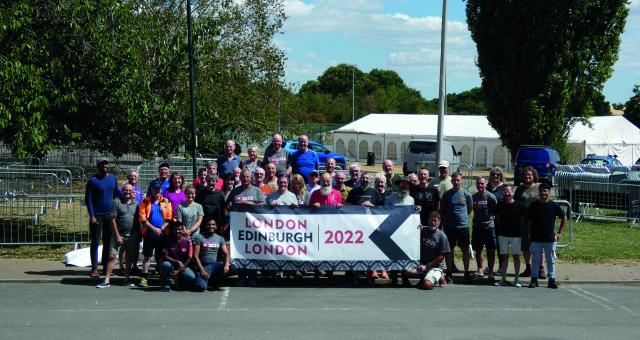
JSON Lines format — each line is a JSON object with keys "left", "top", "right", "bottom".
{"left": 466, "top": 0, "right": 628, "bottom": 158}
{"left": 425, "top": 87, "right": 486, "bottom": 115}
{"left": 625, "top": 85, "right": 640, "bottom": 128}
{"left": 0, "top": 0, "right": 288, "bottom": 158}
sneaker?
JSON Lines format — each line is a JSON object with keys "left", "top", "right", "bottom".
{"left": 89, "top": 270, "right": 100, "bottom": 278}
{"left": 547, "top": 278, "right": 558, "bottom": 289}
{"left": 162, "top": 285, "right": 172, "bottom": 292}
{"left": 138, "top": 277, "right": 148, "bottom": 288}
{"left": 528, "top": 277, "right": 539, "bottom": 288}
{"left": 513, "top": 279, "right": 522, "bottom": 288}
{"left": 494, "top": 280, "right": 509, "bottom": 287}
{"left": 520, "top": 267, "right": 531, "bottom": 278}
{"left": 96, "top": 281, "right": 110, "bottom": 289}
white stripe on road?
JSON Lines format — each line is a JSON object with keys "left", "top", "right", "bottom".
{"left": 0, "top": 307, "right": 599, "bottom": 313}
{"left": 567, "top": 288, "right": 613, "bottom": 310}
{"left": 217, "top": 287, "right": 230, "bottom": 310}
{"left": 573, "top": 286, "right": 638, "bottom": 316}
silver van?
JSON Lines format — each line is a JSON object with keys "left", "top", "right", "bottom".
{"left": 402, "top": 139, "right": 460, "bottom": 175}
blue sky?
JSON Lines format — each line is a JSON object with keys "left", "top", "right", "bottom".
{"left": 279, "top": 0, "right": 640, "bottom": 105}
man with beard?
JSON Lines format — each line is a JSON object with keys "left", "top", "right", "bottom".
{"left": 309, "top": 173, "right": 343, "bottom": 207}
{"left": 344, "top": 163, "right": 361, "bottom": 188}
{"left": 411, "top": 168, "right": 440, "bottom": 225}
{"left": 384, "top": 176, "right": 415, "bottom": 206}
{"left": 345, "top": 172, "right": 384, "bottom": 206}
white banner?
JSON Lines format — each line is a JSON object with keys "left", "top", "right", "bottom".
{"left": 230, "top": 205, "right": 420, "bottom": 270}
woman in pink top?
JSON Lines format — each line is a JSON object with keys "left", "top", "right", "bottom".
{"left": 162, "top": 171, "right": 187, "bottom": 216}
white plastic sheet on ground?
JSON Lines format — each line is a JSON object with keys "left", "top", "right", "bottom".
{"left": 64, "top": 246, "right": 102, "bottom": 267}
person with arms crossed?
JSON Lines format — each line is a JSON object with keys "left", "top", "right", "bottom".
{"left": 440, "top": 172, "right": 473, "bottom": 284}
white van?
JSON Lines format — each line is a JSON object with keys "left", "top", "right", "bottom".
{"left": 402, "top": 139, "right": 460, "bottom": 175}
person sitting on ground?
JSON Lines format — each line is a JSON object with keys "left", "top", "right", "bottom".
{"left": 176, "top": 185, "right": 204, "bottom": 237}
{"left": 160, "top": 222, "right": 195, "bottom": 292}
{"left": 405, "top": 211, "right": 450, "bottom": 290}
{"left": 494, "top": 184, "right": 524, "bottom": 287}
{"left": 192, "top": 219, "right": 230, "bottom": 291}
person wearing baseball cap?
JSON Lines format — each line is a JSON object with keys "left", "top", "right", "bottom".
{"left": 85, "top": 156, "right": 118, "bottom": 278}
{"left": 146, "top": 162, "right": 171, "bottom": 195}
{"left": 429, "top": 159, "right": 453, "bottom": 199}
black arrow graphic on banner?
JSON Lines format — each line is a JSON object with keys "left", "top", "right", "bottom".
{"left": 369, "top": 208, "right": 410, "bottom": 260}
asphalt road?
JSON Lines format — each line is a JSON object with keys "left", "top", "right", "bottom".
{"left": 1, "top": 282, "right": 638, "bottom": 339}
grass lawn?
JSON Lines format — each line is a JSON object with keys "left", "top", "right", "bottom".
{"left": 556, "top": 219, "right": 640, "bottom": 263}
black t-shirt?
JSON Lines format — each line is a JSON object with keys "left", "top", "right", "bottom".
{"left": 195, "top": 189, "right": 226, "bottom": 226}
{"left": 411, "top": 185, "right": 440, "bottom": 224}
{"left": 495, "top": 200, "right": 524, "bottom": 237}
{"left": 346, "top": 187, "right": 385, "bottom": 206}
{"left": 526, "top": 200, "right": 565, "bottom": 242}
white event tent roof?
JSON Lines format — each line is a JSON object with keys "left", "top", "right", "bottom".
{"left": 332, "top": 113, "right": 640, "bottom": 166}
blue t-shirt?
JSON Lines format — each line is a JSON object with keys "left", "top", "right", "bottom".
{"left": 148, "top": 202, "right": 165, "bottom": 230}
{"left": 441, "top": 189, "right": 473, "bottom": 229}
{"left": 146, "top": 178, "right": 170, "bottom": 195}
{"left": 288, "top": 149, "right": 319, "bottom": 182}
{"left": 85, "top": 174, "right": 118, "bottom": 217}
{"left": 217, "top": 154, "right": 242, "bottom": 177}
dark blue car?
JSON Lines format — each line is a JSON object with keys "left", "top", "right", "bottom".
{"left": 282, "top": 140, "right": 347, "bottom": 170}
{"left": 580, "top": 154, "right": 622, "bottom": 166}
{"left": 514, "top": 146, "right": 562, "bottom": 185}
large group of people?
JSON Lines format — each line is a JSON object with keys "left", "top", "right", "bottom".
{"left": 85, "top": 134, "right": 566, "bottom": 292}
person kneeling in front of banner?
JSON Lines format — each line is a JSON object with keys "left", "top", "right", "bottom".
{"left": 193, "top": 219, "right": 229, "bottom": 291}
{"left": 160, "top": 222, "right": 196, "bottom": 292}
{"left": 406, "top": 211, "right": 450, "bottom": 290}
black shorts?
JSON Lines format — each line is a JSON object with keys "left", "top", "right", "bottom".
{"left": 444, "top": 227, "right": 470, "bottom": 249}
{"left": 142, "top": 236, "right": 165, "bottom": 258}
{"left": 472, "top": 228, "right": 496, "bottom": 251}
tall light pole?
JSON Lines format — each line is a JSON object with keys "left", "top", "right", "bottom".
{"left": 435, "top": 0, "right": 447, "bottom": 166}
{"left": 352, "top": 65, "right": 355, "bottom": 122}
{"left": 187, "top": 0, "right": 197, "bottom": 178}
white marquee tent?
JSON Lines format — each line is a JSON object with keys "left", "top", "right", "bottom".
{"left": 332, "top": 114, "right": 640, "bottom": 170}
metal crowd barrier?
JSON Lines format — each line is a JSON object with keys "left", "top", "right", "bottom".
{"left": 554, "top": 200, "right": 573, "bottom": 248}
{"left": 562, "top": 181, "right": 640, "bottom": 224}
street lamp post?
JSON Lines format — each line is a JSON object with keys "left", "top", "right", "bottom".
{"left": 187, "top": 0, "right": 197, "bottom": 178}
{"left": 352, "top": 66, "right": 355, "bottom": 122}
{"left": 436, "top": 0, "right": 447, "bottom": 166}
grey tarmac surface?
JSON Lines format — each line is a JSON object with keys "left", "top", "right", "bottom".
{"left": 1, "top": 282, "right": 639, "bottom": 340}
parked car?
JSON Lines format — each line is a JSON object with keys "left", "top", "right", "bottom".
{"left": 580, "top": 154, "right": 622, "bottom": 166}
{"left": 402, "top": 139, "right": 461, "bottom": 175}
{"left": 514, "top": 145, "right": 562, "bottom": 185}
{"left": 282, "top": 140, "right": 347, "bottom": 170}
